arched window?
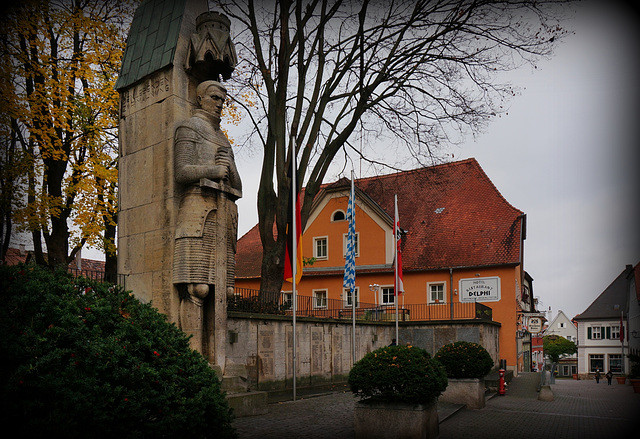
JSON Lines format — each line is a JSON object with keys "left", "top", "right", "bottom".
{"left": 332, "top": 210, "right": 345, "bottom": 221}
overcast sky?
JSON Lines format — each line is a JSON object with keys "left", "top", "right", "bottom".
{"left": 234, "top": 1, "right": 640, "bottom": 321}
{"left": 20, "top": 1, "right": 635, "bottom": 322}
{"left": 451, "top": 1, "right": 640, "bottom": 320}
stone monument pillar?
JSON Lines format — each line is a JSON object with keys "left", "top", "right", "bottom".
{"left": 116, "top": 0, "right": 240, "bottom": 368}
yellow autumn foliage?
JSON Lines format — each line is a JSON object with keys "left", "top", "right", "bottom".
{"left": 0, "top": 0, "right": 138, "bottom": 262}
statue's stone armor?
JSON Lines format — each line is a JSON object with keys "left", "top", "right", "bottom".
{"left": 173, "top": 109, "right": 241, "bottom": 286}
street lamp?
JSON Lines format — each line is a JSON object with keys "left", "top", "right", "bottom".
{"left": 369, "top": 283, "right": 380, "bottom": 307}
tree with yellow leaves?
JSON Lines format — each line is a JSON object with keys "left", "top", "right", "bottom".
{"left": 0, "top": 0, "right": 137, "bottom": 271}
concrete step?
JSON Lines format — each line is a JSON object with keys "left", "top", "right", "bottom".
{"left": 222, "top": 375, "right": 249, "bottom": 393}
{"left": 226, "top": 391, "right": 269, "bottom": 417}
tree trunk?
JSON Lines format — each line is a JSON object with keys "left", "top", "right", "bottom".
{"left": 104, "top": 219, "right": 117, "bottom": 282}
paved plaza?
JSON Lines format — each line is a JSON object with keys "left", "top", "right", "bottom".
{"left": 232, "top": 373, "right": 639, "bottom": 438}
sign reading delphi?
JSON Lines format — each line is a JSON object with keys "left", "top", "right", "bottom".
{"left": 459, "top": 277, "right": 501, "bottom": 303}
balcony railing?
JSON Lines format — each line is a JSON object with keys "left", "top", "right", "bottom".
{"left": 67, "top": 268, "right": 124, "bottom": 285}
{"left": 229, "top": 288, "right": 492, "bottom": 322}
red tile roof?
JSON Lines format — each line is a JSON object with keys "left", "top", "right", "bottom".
{"left": 3, "top": 247, "right": 106, "bottom": 273}
{"left": 236, "top": 158, "right": 524, "bottom": 278}
{"left": 3, "top": 247, "right": 28, "bottom": 265}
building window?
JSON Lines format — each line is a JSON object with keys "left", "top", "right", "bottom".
{"left": 381, "top": 286, "right": 395, "bottom": 305}
{"left": 588, "top": 326, "right": 602, "bottom": 340}
{"left": 313, "top": 236, "right": 328, "bottom": 259}
{"left": 559, "top": 322, "right": 566, "bottom": 328}
{"left": 428, "top": 282, "right": 446, "bottom": 304}
{"left": 343, "top": 232, "right": 359, "bottom": 257}
{"left": 610, "top": 325, "right": 620, "bottom": 340}
{"left": 281, "top": 292, "right": 294, "bottom": 310}
{"left": 589, "top": 354, "right": 604, "bottom": 373}
{"left": 344, "top": 287, "right": 359, "bottom": 308}
{"left": 332, "top": 210, "right": 345, "bottom": 221}
{"left": 609, "top": 354, "right": 623, "bottom": 373}
{"left": 565, "top": 335, "right": 572, "bottom": 342}
{"left": 313, "top": 290, "right": 328, "bottom": 309}
{"left": 562, "top": 365, "right": 570, "bottom": 376}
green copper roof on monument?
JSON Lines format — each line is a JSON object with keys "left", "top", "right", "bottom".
{"left": 115, "top": 0, "right": 186, "bottom": 90}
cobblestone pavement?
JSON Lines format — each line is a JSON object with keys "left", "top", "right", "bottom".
{"left": 232, "top": 373, "right": 640, "bottom": 438}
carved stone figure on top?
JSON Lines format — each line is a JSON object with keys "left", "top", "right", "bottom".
{"left": 173, "top": 80, "right": 241, "bottom": 356}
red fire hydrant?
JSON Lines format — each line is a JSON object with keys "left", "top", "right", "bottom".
{"left": 498, "top": 368, "right": 506, "bottom": 395}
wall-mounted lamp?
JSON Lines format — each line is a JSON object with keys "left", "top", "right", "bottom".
{"left": 454, "top": 289, "right": 458, "bottom": 295}
{"left": 632, "top": 330, "right": 639, "bottom": 339}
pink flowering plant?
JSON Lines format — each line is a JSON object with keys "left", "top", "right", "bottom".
{"left": 434, "top": 341, "right": 494, "bottom": 379}
{"left": 0, "top": 264, "right": 236, "bottom": 439}
{"left": 348, "top": 345, "right": 447, "bottom": 404}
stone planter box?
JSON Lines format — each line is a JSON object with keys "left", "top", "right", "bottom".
{"left": 438, "top": 377, "right": 485, "bottom": 409}
{"left": 354, "top": 400, "right": 439, "bottom": 439}
{"left": 616, "top": 376, "right": 627, "bottom": 384}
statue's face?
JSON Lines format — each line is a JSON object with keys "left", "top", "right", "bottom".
{"left": 198, "top": 86, "right": 226, "bottom": 118}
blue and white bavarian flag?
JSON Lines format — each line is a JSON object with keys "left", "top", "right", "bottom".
{"left": 343, "top": 172, "right": 356, "bottom": 292}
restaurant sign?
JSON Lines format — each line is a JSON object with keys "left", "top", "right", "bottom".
{"left": 528, "top": 317, "right": 543, "bottom": 334}
{"left": 459, "top": 277, "right": 501, "bottom": 303}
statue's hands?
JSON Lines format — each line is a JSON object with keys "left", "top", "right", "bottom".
{"left": 215, "top": 148, "right": 232, "bottom": 179}
{"left": 209, "top": 165, "right": 229, "bottom": 180}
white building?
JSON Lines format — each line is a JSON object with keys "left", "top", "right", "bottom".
{"left": 627, "top": 263, "right": 640, "bottom": 359}
{"left": 574, "top": 265, "right": 633, "bottom": 377}
{"left": 543, "top": 310, "right": 578, "bottom": 377}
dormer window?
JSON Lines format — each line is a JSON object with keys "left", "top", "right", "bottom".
{"left": 332, "top": 210, "right": 346, "bottom": 221}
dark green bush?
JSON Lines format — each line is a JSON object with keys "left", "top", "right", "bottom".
{"left": 434, "top": 341, "right": 494, "bottom": 379}
{"left": 0, "top": 264, "right": 236, "bottom": 439}
{"left": 348, "top": 345, "right": 447, "bottom": 405}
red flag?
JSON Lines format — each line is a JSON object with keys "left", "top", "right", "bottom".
{"left": 284, "top": 157, "right": 303, "bottom": 284}
{"left": 394, "top": 196, "right": 404, "bottom": 295}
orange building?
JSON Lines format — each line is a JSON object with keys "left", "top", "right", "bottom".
{"left": 236, "top": 158, "right": 535, "bottom": 373}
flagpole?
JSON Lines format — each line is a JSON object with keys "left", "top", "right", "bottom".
{"left": 394, "top": 194, "right": 399, "bottom": 343}
{"left": 351, "top": 171, "right": 356, "bottom": 367}
{"left": 291, "top": 144, "right": 297, "bottom": 401}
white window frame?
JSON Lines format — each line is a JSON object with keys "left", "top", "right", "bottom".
{"left": 591, "top": 326, "right": 602, "bottom": 340}
{"left": 381, "top": 285, "right": 395, "bottom": 306}
{"left": 609, "top": 354, "right": 623, "bottom": 374}
{"left": 332, "top": 210, "right": 346, "bottom": 222}
{"left": 313, "top": 289, "right": 328, "bottom": 309}
{"left": 342, "top": 232, "right": 360, "bottom": 258}
{"left": 611, "top": 325, "right": 620, "bottom": 340}
{"left": 559, "top": 322, "right": 566, "bottom": 328}
{"left": 589, "top": 354, "right": 604, "bottom": 372}
{"left": 343, "top": 287, "right": 359, "bottom": 308}
{"left": 313, "top": 236, "right": 328, "bottom": 260}
{"left": 428, "top": 282, "right": 446, "bottom": 304}
{"left": 281, "top": 291, "right": 295, "bottom": 311}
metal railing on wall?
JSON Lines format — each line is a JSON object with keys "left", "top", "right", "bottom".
{"left": 67, "top": 268, "right": 125, "bottom": 285}
{"left": 229, "top": 287, "right": 493, "bottom": 322}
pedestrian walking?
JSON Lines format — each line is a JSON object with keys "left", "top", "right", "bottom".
{"left": 595, "top": 369, "right": 601, "bottom": 384}
{"left": 606, "top": 370, "right": 613, "bottom": 385}
{"left": 389, "top": 338, "right": 397, "bottom": 346}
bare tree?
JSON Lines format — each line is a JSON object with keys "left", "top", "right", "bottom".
{"left": 217, "top": 0, "right": 573, "bottom": 298}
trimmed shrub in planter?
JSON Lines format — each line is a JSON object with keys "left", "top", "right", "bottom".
{"left": 435, "top": 341, "right": 494, "bottom": 409}
{"left": 349, "top": 346, "right": 447, "bottom": 439}
{"left": 0, "top": 264, "right": 236, "bottom": 439}
{"left": 435, "top": 341, "right": 494, "bottom": 379}
{"left": 349, "top": 345, "right": 448, "bottom": 404}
